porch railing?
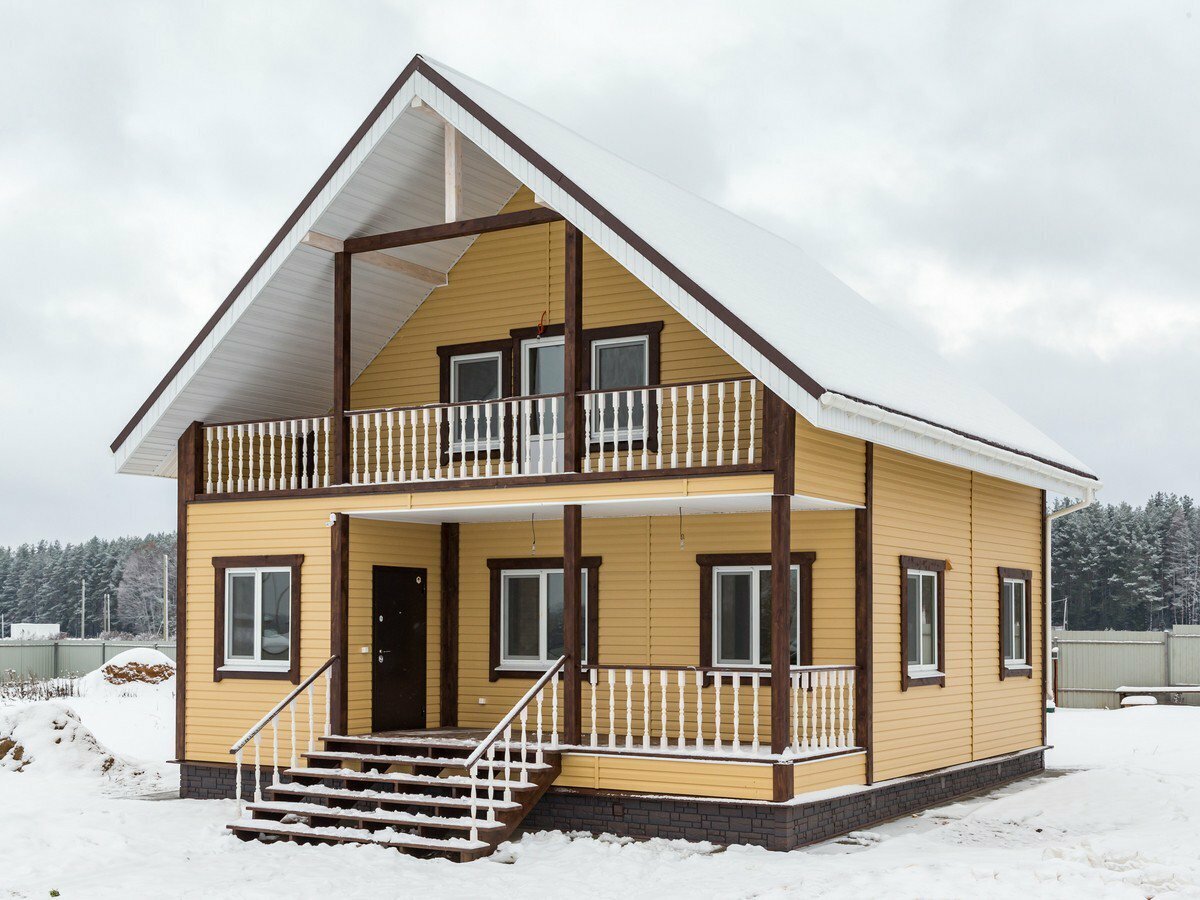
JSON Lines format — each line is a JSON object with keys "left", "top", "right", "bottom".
{"left": 199, "top": 377, "right": 765, "bottom": 494}
{"left": 463, "top": 656, "right": 566, "bottom": 842}
{"left": 582, "top": 664, "right": 856, "bottom": 756}
{"left": 228, "top": 655, "right": 336, "bottom": 815}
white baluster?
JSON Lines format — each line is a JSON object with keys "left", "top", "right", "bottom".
{"left": 503, "top": 724, "right": 513, "bottom": 802}
{"left": 469, "top": 764, "right": 479, "bottom": 843}
{"left": 677, "top": 671, "right": 686, "bottom": 748}
{"left": 410, "top": 408, "right": 419, "bottom": 482}
{"left": 640, "top": 388, "right": 650, "bottom": 469}
{"left": 624, "top": 669, "right": 633, "bottom": 749}
{"left": 817, "top": 670, "right": 827, "bottom": 749}
{"left": 497, "top": 400, "right": 507, "bottom": 477}
{"left": 670, "top": 386, "right": 679, "bottom": 468}
{"left": 550, "top": 395, "right": 559, "bottom": 474}
{"left": 257, "top": 422, "right": 265, "bottom": 491}
{"left": 716, "top": 382, "right": 725, "bottom": 466}
{"left": 267, "top": 422, "right": 278, "bottom": 491}
{"left": 508, "top": 400, "right": 519, "bottom": 476}
{"left": 385, "top": 411, "right": 394, "bottom": 482}
{"left": 422, "top": 407, "right": 431, "bottom": 480}
{"left": 659, "top": 671, "right": 668, "bottom": 749}
{"left": 205, "top": 428, "right": 214, "bottom": 493}
{"left": 483, "top": 401, "right": 494, "bottom": 478}
{"left": 459, "top": 406, "right": 469, "bottom": 479}
{"left": 520, "top": 401, "right": 530, "bottom": 478}
{"left": 625, "top": 389, "right": 635, "bottom": 471}
{"left": 487, "top": 743, "right": 498, "bottom": 821}
{"left": 583, "top": 394, "right": 593, "bottom": 473}
{"left": 361, "top": 414, "right": 371, "bottom": 485}
{"left": 695, "top": 669, "right": 704, "bottom": 749}
{"left": 519, "top": 707, "right": 529, "bottom": 780}
{"left": 641, "top": 670, "right": 651, "bottom": 749}
{"left": 535, "top": 688, "right": 545, "bottom": 764}
{"left": 607, "top": 669, "right": 617, "bottom": 749}
{"left": 685, "top": 385, "right": 695, "bottom": 467}
{"left": 290, "top": 697, "right": 297, "bottom": 770}
{"left": 297, "top": 420, "right": 307, "bottom": 490}
{"left": 847, "top": 670, "right": 856, "bottom": 747}
{"left": 655, "top": 388, "right": 664, "bottom": 469}
{"left": 749, "top": 382, "right": 757, "bottom": 463}
{"left": 732, "top": 672, "right": 742, "bottom": 752}
{"left": 472, "top": 402, "right": 482, "bottom": 478}
{"left": 272, "top": 719, "right": 279, "bottom": 785}
{"left": 323, "top": 668, "right": 332, "bottom": 736}
{"left": 396, "top": 406, "right": 406, "bottom": 483}
{"left": 714, "top": 672, "right": 723, "bottom": 750}
{"left": 307, "top": 682, "right": 315, "bottom": 753}
{"left": 253, "top": 732, "right": 262, "bottom": 803}
{"left": 732, "top": 381, "right": 742, "bottom": 465}
{"left": 322, "top": 417, "right": 331, "bottom": 487}
{"left": 350, "top": 416, "right": 359, "bottom": 485}
{"left": 589, "top": 668, "right": 598, "bottom": 748}
{"left": 234, "top": 747, "right": 243, "bottom": 817}
{"left": 551, "top": 670, "right": 559, "bottom": 747}
{"left": 236, "top": 424, "right": 245, "bottom": 492}
{"left": 226, "top": 424, "right": 234, "bottom": 492}
{"left": 751, "top": 673, "right": 761, "bottom": 753}
{"left": 596, "top": 393, "right": 607, "bottom": 473}
{"left": 434, "top": 406, "right": 444, "bottom": 480}
{"left": 373, "top": 413, "right": 383, "bottom": 484}
{"left": 701, "top": 383, "right": 709, "bottom": 467}
{"left": 801, "top": 671, "right": 810, "bottom": 751}
{"left": 790, "top": 672, "right": 800, "bottom": 754}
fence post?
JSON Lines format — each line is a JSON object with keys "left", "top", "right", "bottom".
{"left": 52, "top": 641, "right": 59, "bottom": 679}
{"left": 1164, "top": 630, "right": 1172, "bottom": 688}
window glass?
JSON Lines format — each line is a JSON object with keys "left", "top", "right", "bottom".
{"left": 920, "top": 572, "right": 937, "bottom": 667}
{"left": 524, "top": 341, "right": 564, "bottom": 436}
{"left": 756, "top": 568, "right": 801, "bottom": 666}
{"left": 229, "top": 574, "right": 256, "bottom": 659}
{"left": 718, "top": 572, "right": 753, "bottom": 664}
{"left": 546, "top": 571, "right": 565, "bottom": 659}
{"left": 260, "top": 571, "right": 291, "bottom": 662}
{"left": 905, "top": 571, "right": 922, "bottom": 666}
{"left": 451, "top": 354, "right": 502, "bottom": 447}
{"left": 1012, "top": 582, "right": 1025, "bottom": 661}
{"left": 504, "top": 574, "right": 541, "bottom": 660}
{"left": 593, "top": 337, "right": 648, "bottom": 434}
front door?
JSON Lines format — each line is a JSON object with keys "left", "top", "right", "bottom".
{"left": 372, "top": 565, "right": 427, "bottom": 732}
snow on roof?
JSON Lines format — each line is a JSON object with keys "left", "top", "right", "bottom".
{"left": 423, "top": 57, "right": 1095, "bottom": 483}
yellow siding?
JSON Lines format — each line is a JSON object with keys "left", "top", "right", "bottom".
{"left": 971, "top": 474, "right": 1044, "bottom": 759}
{"left": 350, "top": 187, "right": 745, "bottom": 412}
{"left": 870, "top": 447, "right": 1045, "bottom": 782}
{"left": 794, "top": 416, "right": 866, "bottom": 506}
{"left": 793, "top": 751, "right": 867, "bottom": 795}
{"left": 557, "top": 754, "right": 774, "bottom": 800}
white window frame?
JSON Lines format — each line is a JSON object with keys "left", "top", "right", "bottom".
{"left": 712, "top": 564, "right": 801, "bottom": 668}
{"left": 520, "top": 334, "right": 565, "bottom": 438}
{"left": 1003, "top": 577, "right": 1027, "bottom": 666}
{"left": 448, "top": 350, "right": 504, "bottom": 452}
{"left": 906, "top": 568, "right": 940, "bottom": 675}
{"left": 223, "top": 566, "right": 291, "bottom": 672}
{"left": 590, "top": 335, "right": 650, "bottom": 442}
{"left": 499, "top": 568, "right": 588, "bottom": 669}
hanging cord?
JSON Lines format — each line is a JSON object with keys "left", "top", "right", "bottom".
{"left": 531, "top": 513, "right": 537, "bottom": 553}
{"left": 678, "top": 507, "right": 685, "bottom": 550}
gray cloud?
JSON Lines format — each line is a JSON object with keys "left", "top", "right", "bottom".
{"left": 0, "top": 1, "right": 1195, "bottom": 546}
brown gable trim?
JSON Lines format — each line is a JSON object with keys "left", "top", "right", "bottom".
{"left": 211, "top": 554, "right": 304, "bottom": 685}
{"left": 414, "top": 59, "right": 826, "bottom": 404}
{"left": 998, "top": 566, "right": 1035, "bottom": 681}
{"left": 898, "top": 555, "right": 947, "bottom": 690}
{"left": 110, "top": 56, "right": 424, "bottom": 453}
{"left": 831, "top": 392, "right": 1099, "bottom": 483}
{"left": 696, "top": 552, "right": 816, "bottom": 672}
{"left": 487, "top": 556, "right": 601, "bottom": 682}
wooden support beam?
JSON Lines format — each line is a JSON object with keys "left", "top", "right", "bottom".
{"left": 856, "top": 444, "right": 874, "bottom": 783}
{"left": 440, "top": 523, "right": 460, "bottom": 727}
{"left": 563, "top": 504, "right": 583, "bottom": 745}
{"left": 174, "top": 420, "right": 203, "bottom": 762}
{"left": 770, "top": 493, "right": 792, "bottom": 758}
{"left": 444, "top": 123, "right": 462, "bottom": 223}
{"left": 302, "top": 232, "right": 446, "bottom": 286}
{"left": 330, "top": 513, "right": 349, "bottom": 736}
{"left": 332, "top": 251, "right": 351, "bottom": 485}
{"left": 344, "top": 207, "right": 563, "bottom": 254}
{"left": 409, "top": 96, "right": 444, "bottom": 122}
{"left": 563, "top": 224, "right": 584, "bottom": 473}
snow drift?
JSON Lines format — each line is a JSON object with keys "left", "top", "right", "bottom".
{"left": 79, "top": 647, "right": 175, "bottom": 698}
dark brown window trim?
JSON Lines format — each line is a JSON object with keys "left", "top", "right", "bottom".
{"left": 487, "top": 556, "right": 602, "bottom": 682}
{"left": 998, "top": 566, "right": 1034, "bottom": 680}
{"left": 899, "top": 555, "right": 947, "bottom": 691}
{"left": 697, "top": 552, "right": 816, "bottom": 679}
{"left": 212, "top": 554, "right": 304, "bottom": 684}
{"left": 436, "top": 338, "right": 515, "bottom": 465}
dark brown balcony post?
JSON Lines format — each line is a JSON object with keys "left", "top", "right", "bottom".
{"left": 563, "top": 504, "right": 583, "bottom": 743}
{"left": 563, "top": 224, "right": 584, "bottom": 473}
{"left": 332, "top": 251, "right": 352, "bottom": 484}
{"left": 769, "top": 390, "right": 796, "bottom": 768}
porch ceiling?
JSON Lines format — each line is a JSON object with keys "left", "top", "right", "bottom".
{"left": 343, "top": 491, "right": 856, "bottom": 525}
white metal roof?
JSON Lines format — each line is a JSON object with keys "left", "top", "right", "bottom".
{"left": 112, "top": 55, "right": 1098, "bottom": 497}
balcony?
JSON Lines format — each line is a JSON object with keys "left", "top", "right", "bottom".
{"left": 199, "top": 377, "right": 768, "bottom": 496}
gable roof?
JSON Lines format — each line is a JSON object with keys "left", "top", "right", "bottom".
{"left": 111, "top": 54, "right": 1098, "bottom": 497}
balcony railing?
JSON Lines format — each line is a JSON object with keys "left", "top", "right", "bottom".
{"left": 200, "top": 377, "right": 764, "bottom": 495}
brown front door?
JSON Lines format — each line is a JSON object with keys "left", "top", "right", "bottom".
{"left": 372, "top": 565, "right": 427, "bottom": 731}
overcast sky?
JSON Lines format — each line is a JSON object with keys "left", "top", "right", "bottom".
{"left": 1, "top": 2, "right": 1197, "bottom": 548}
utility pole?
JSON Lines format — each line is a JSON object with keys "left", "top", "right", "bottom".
{"left": 80, "top": 580, "right": 86, "bottom": 639}
{"left": 163, "top": 553, "right": 169, "bottom": 640}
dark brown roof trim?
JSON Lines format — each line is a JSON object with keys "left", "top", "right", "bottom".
{"left": 830, "top": 391, "right": 1098, "bottom": 482}
{"left": 413, "top": 59, "right": 826, "bottom": 402}
{"left": 110, "top": 57, "right": 424, "bottom": 452}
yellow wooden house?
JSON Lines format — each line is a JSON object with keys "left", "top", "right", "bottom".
{"left": 112, "top": 56, "right": 1099, "bottom": 860}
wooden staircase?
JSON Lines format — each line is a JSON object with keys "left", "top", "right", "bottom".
{"left": 229, "top": 733, "right": 562, "bottom": 861}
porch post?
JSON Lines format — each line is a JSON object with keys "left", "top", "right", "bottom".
{"left": 769, "top": 390, "right": 796, "bottom": 769}
{"left": 563, "top": 224, "right": 584, "bottom": 473}
{"left": 175, "top": 421, "right": 204, "bottom": 763}
{"left": 563, "top": 504, "right": 583, "bottom": 743}
{"left": 856, "top": 443, "right": 874, "bottom": 783}
{"left": 330, "top": 512, "right": 349, "bottom": 735}
{"left": 440, "top": 523, "right": 460, "bottom": 727}
{"left": 332, "top": 251, "right": 352, "bottom": 484}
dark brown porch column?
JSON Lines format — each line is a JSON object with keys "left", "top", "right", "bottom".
{"left": 563, "top": 504, "right": 583, "bottom": 743}
{"left": 563, "top": 224, "right": 584, "bottom": 473}
{"left": 440, "top": 522, "right": 460, "bottom": 727}
{"left": 332, "top": 251, "right": 352, "bottom": 484}
{"left": 770, "top": 494, "right": 792, "bottom": 757}
{"left": 330, "top": 512, "right": 349, "bottom": 735}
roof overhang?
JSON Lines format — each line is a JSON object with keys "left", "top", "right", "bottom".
{"left": 112, "top": 55, "right": 1100, "bottom": 499}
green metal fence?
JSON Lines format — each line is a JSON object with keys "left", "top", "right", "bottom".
{"left": 0, "top": 641, "right": 176, "bottom": 680}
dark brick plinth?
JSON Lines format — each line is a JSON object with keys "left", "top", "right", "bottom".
{"left": 180, "top": 760, "right": 290, "bottom": 800}
{"left": 520, "top": 749, "right": 1044, "bottom": 851}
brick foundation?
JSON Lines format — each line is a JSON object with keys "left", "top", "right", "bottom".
{"left": 520, "top": 749, "right": 1044, "bottom": 851}
{"left": 180, "top": 760, "right": 289, "bottom": 801}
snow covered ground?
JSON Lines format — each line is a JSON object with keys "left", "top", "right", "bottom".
{"left": 2, "top": 672, "right": 1198, "bottom": 899}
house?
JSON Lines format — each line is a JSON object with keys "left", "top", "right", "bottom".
{"left": 112, "top": 55, "right": 1099, "bottom": 860}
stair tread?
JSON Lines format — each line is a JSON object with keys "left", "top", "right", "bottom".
{"left": 267, "top": 783, "right": 520, "bottom": 810}
{"left": 285, "top": 766, "right": 538, "bottom": 790}
{"left": 305, "top": 749, "right": 553, "bottom": 770}
{"left": 325, "top": 734, "right": 483, "bottom": 750}
{"left": 229, "top": 819, "right": 488, "bottom": 852}
{"left": 246, "top": 800, "right": 504, "bottom": 831}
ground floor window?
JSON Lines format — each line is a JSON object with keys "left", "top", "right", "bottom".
{"left": 488, "top": 556, "right": 601, "bottom": 679}
{"left": 999, "top": 566, "right": 1034, "bottom": 678}
{"left": 697, "top": 552, "right": 815, "bottom": 671}
{"left": 212, "top": 554, "right": 304, "bottom": 683}
{"left": 899, "top": 555, "right": 947, "bottom": 689}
